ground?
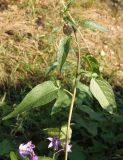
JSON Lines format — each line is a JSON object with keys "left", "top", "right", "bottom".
{"left": 0, "top": 0, "right": 123, "bottom": 99}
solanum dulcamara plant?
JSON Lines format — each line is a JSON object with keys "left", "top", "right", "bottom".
{"left": 3, "top": 1, "right": 117, "bottom": 160}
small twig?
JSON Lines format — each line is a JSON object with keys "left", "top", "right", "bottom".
{"left": 63, "top": 89, "right": 73, "bottom": 97}
{"left": 2, "top": 92, "right": 6, "bottom": 102}
{"left": 53, "top": 149, "right": 64, "bottom": 159}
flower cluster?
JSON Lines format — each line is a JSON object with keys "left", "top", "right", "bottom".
{"left": 19, "top": 138, "right": 72, "bottom": 160}
{"left": 47, "top": 137, "right": 72, "bottom": 152}
{"left": 19, "top": 141, "right": 38, "bottom": 160}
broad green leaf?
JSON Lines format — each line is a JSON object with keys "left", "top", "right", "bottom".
{"left": 60, "top": 124, "right": 72, "bottom": 145}
{"left": 69, "top": 144, "right": 86, "bottom": 160}
{"left": 77, "top": 105, "right": 103, "bottom": 121}
{"left": 57, "top": 36, "right": 72, "bottom": 71}
{"left": 90, "top": 140, "right": 107, "bottom": 154}
{"left": 82, "top": 54, "right": 100, "bottom": 74}
{"left": 39, "top": 157, "right": 53, "bottom": 160}
{"left": 74, "top": 113, "right": 98, "bottom": 136}
{"left": 3, "top": 81, "right": 59, "bottom": 120}
{"left": 45, "top": 62, "right": 58, "bottom": 76}
{"left": 90, "top": 78, "right": 117, "bottom": 114}
{"left": 10, "top": 152, "right": 18, "bottom": 160}
{"left": 76, "top": 81, "right": 93, "bottom": 107}
{"left": 51, "top": 89, "right": 71, "bottom": 115}
{"left": 43, "top": 128, "right": 60, "bottom": 137}
{"left": 76, "top": 81, "right": 93, "bottom": 99}
{"left": 80, "top": 19, "right": 109, "bottom": 32}
{"left": 0, "top": 140, "right": 14, "bottom": 156}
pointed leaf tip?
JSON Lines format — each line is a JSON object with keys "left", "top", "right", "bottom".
{"left": 90, "top": 78, "right": 117, "bottom": 114}
{"left": 57, "top": 36, "right": 72, "bottom": 72}
{"left": 3, "top": 81, "right": 59, "bottom": 120}
{"left": 80, "top": 19, "right": 109, "bottom": 32}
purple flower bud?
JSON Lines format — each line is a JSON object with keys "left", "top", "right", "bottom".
{"left": 47, "top": 137, "right": 61, "bottom": 150}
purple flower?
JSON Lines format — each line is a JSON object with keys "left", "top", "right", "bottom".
{"left": 19, "top": 141, "right": 38, "bottom": 160}
{"left": 30, "top": 154, "right": 39, "bottom": 160}
{"left": 19, "top": 141, "right": 35, "bottom": 157}
{"left": 47, "top": 137, "right": 61, "bottom": 150}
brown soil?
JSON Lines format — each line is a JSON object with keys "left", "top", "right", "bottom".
{"left": 0, "top": 0, "right": 123, "bottom": 90}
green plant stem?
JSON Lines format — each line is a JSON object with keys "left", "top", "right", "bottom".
{"left": 63, "top": 89, "right": 73, "bottom": 97}
{"left": 2, "top": 92, "right": 6, "bottom": 102}
{"left": 65, "top": 86, "right": 76, "bottom": 160}
{"left": 60, "top": 1, "right": 84, "bottom": 159}
{"left": 53, "top": 149, "right": 64, "bottom": 159}
{"left": 65, "top": 29, "right": 81, "bottom": 160}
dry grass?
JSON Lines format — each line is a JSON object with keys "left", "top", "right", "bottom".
{"left": 0, "top": 0, "right": 123, "bottom": 91}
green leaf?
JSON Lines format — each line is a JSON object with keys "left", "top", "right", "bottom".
{"left": 43, "top": 128, "right": 60, "bottom": 137}
{"left": 0, "top": 140, "right": 14, "bottom": 156}
{"left": 60, "top": 124, "right": 72, "bottom": 145}
{"left": 69, "top": 144, "right": 86, "bottom": 160}
{"left": 80, "top": 19, "right": 109, "bottom": 32}
{"left": 57, "top": 36, "right": 72, "bottom": 71}
{"left": 76, "top": 81, "right": 93, "bottom": 99}
{"left": 51, "top": 89, "right": 71, "bottom": 115}
{"left": 3, "top": 81, "right": 59, "bottom": 120}
{"left": 39, "top": 157, "right": 53, "bottom": 160}
{"left": 45, "top": 62, "right": 58, "bottom": 76}
{"left": 74, "top": 113, "right": 98, "bottom": 136}
{"left": 82, "top": 54, "right": 100, "bottom": 74}
{"left": 10, "top": 152, "right": 18, "bottom": 160}
{"left": 77, "top": 105, "right": 104, "bottom": 121}
{"left": 76, "top": 81, "right": 93, "bottom": 107}
{"left": 90, "top": 78, "right": 117, "bottom": 114}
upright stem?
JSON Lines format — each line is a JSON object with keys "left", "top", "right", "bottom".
{"left": 65, "top": 30, "right": 81, "bottom": 160}
{"left": 60, "top": 1, "right": 83, "bottom": 159}
{"left": 65, "top": 86, "right": 76, "bottom": 160}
